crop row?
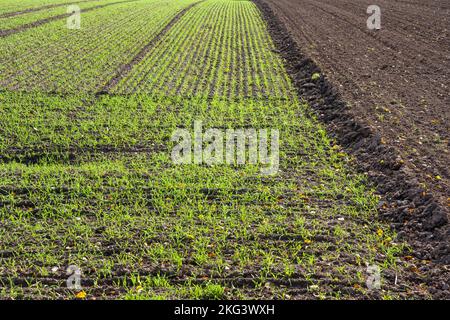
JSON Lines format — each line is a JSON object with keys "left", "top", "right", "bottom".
{"left": 114, "top": 0, "right": 295, "bottom": 99}
{"left": 0, "top": 91, "right": 318, "bottom": 162}
{"left": 0, "top": 0, "right": 118, "bottom": 31}
{"left": 0, "top": 0, "right": 196, "bottom": 93}
{"left": 0, "top": 0, "right": 88, "bottom": 16}
{"left": 0, "top": 94, "right": 401, "bottom": 298}
{"left": 0, "top": 0, "right": 294, "bottom": 98}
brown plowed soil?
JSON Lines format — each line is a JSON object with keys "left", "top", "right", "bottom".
{"left": 260, "top": 0, "right": 449, "bottom": 212}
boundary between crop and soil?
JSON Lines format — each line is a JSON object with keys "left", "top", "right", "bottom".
{"left": 252, "top": 0, "right": 449, "bottom": 266}
{"left": 99, "top": 1, "right": 205, "bottom": 93}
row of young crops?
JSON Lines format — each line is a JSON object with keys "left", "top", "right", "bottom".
{"left": 0, "top": 0, "right": 85, "bottom": 16}
{"left": 112, "top": 0, "right": 294, "bottom": 99}
{"left": 0, "top": 0, "right": 194, "bottom": 92}
{"left": 1, "top": 0, "right": 293, "bottom": 99}
{"left": 0, "top": 0, "right": 119, "bottom": 30}
{"left": 0, "top": 0, "right": 427, "bottom": 299}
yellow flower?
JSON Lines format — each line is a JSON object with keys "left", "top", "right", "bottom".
{"left": 376, "top": 229, "right": 383, "bottom": 237}
{"left": 75, "top": 291, "right": 87, "bottom": 299}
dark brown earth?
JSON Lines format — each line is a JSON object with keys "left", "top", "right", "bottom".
{"left": 258, "top": 0, "right": 449, "bottom": 211}
{"left": 253, "top": 0, "right": 449, "bottom": 298}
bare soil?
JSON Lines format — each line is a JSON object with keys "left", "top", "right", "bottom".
{"left": 258, "top": 0, "right": 449, "bottom": 213}
{"left": 254, "top": 0, "right": 449, "bottom": 297}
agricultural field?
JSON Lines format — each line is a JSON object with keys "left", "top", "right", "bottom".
{"left": 0, "top": 0, "right": 448, "bottom": 301}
